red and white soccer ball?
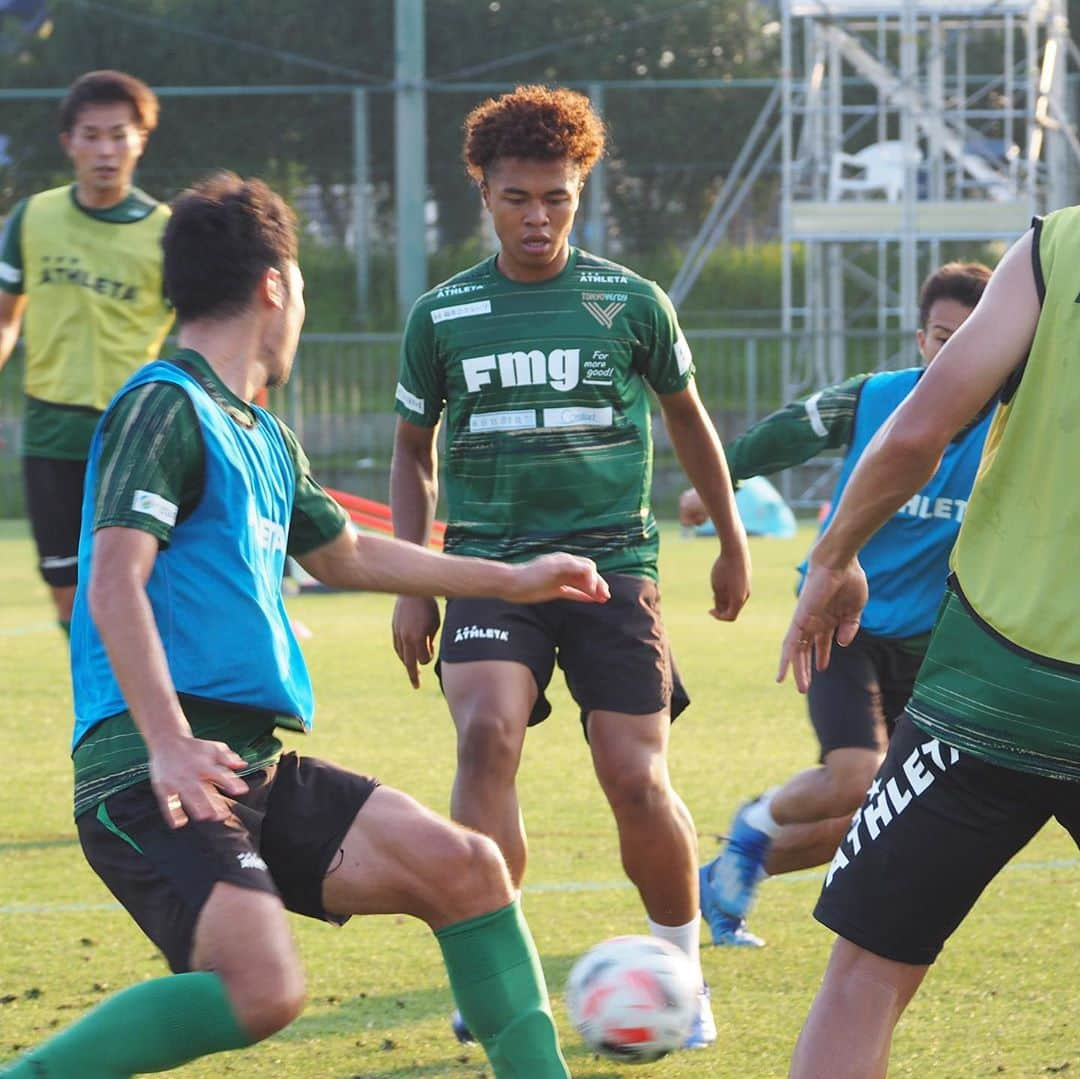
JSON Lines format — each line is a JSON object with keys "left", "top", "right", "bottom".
{"left": 565, "top": 935, "right": 699, "bottom": 1064}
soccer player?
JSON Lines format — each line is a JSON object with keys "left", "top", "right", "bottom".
{"left": 696, "top": 262, "right": 993, "bottom": 948}
{"left": 390, "top": 84, "right": 751, "bottom": 1049}
{"left": 1, "top": 173, "right": 609, "bottom": 1079}
{"left": 0, "top": 70, "right": 174, "bottom": 634}
{"left": 777, "top": 211, "right": 1080, "bottom": 1078}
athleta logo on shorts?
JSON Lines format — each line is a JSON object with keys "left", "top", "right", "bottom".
{"left": 824, "top": 737, "right": 960, "bottom": 888}
{"left": 237, "top": 851, "right": 268, "bottom": 872}
{"left": 454, "top": 625, "right": 510, "bottom": 644}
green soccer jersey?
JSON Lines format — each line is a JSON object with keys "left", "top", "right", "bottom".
{"left": 395, "top": 248, "right": 695, "bottom": 578}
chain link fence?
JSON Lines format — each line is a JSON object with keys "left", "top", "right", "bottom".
{"left": 0, "top": 325, "right": 915, "bottom": 519}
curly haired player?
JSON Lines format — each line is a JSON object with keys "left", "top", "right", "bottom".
{"left": 391, "top": 85, "right": 752, "bottom": 1052}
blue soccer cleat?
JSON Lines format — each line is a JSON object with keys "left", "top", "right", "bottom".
{"left": 700, "top": 801, "right": 773, "bottom": 944}
{"left": 704, "top": 909, "right": 766, "bottom": 948}
{"left": 682, "top": 984, "right": 717, "bottom": 1050}
{"left": 450, "top": 1008, "right": 475, "bottom": 1045}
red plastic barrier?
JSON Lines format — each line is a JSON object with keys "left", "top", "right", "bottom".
{"left": 325, "top": 487, "right": 446, "bottom": 548}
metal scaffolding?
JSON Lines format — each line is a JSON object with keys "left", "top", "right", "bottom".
{"left": 772, "top": 0, "right": 1076, "bottom": 504}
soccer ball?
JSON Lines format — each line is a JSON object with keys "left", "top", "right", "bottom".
{"left": 565, "top": 935, "right": 699, "bottom": 1064}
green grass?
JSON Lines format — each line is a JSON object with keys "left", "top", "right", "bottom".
{"left": 0, "top": 518, "right": 1077, "bottom": 1078}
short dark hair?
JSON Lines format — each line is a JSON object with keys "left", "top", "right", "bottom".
{"left": 163, "top": 172, "right": 298, "bottom": 323}
{"left": 59, "top": 70, "right": 159, "bottom": 134}
{"left": 918, "top": 261, "right": 992, "bottom": 328}
{"left": 463, "top": 84, "right": 606, "bottom": 183}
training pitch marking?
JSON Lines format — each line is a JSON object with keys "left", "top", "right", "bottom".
{"left": 2, "top": 855, "right": 1078, "bottom": 914}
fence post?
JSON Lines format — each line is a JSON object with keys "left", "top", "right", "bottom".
{"left": 746, "top": 336, "right": 758, "bottom": 429}
{"left": 352, "top": 87, "right": 370, "bottom": 324}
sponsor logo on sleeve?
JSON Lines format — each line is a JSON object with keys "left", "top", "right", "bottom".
{"left": 395, "top": 382, "right": 425, "bottom": 414}
{"left": 674, "top": 331, "right": 693, "bottom": 375}
{"left": 132, "top": 489, "right": 178, "bottom": 527}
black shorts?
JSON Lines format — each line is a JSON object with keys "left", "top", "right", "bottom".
{"left": 814, "top": 713, "right": 1080, "bottom": 965}
{"left": 437, "top": 572, "right": 689, "bottom": 733}
{"left": 23, "top": 455, "right": 87, "bottom": 588}
{"left": 807, "top": 629, "right": 924, "bottom": 759}
{"left": 77, "top": 752, "right": 378, "bottom": 973}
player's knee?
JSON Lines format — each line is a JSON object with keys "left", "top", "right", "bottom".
{"left": 429, "top": 829, "right": 513, "bottom": 922}
{"left": 824, "top": 752, "right": 882, "bottom": 816}
{"left": 597, "top": 754, "right": 668, "bottom": 815}
{"left": 454, "top": 710, "right": 523, "bottom": 781}
{"left": 226, "top": 959, "right": 307, "bottom": 1042}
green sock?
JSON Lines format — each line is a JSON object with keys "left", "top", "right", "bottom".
{"left": 1, "top": 971, "right": 253, "bottom": 1078}
{"left": 436, "top": 900, "right": 569, "bottom": 1079}
{"left": 58, "top": 620, "right": 70, "bottom": 639}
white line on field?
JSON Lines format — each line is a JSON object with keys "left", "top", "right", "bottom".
{"left": 2, "top": 855, "right": 1078, "bottom": 914}
{"left": 0, "top": 621, "right": 56, "bottom": 637}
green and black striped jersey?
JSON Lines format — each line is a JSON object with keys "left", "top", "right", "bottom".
{"left": 395, "top": 248, "right": 694, "bottom": 579}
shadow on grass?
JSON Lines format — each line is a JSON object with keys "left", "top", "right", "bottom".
{"left": 276, "top": 952, "right": 623, "bottom": 1078}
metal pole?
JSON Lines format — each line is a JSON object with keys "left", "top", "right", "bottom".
{"left": 781, "top": 0, "right": 795, "bottom": 505}
{"left": 899, "top": 0, "right": 918, "bottom": 336}
{"left": 585, "top": 82, "right": 606, "bottom": 256}
{"left": 352, "top": 88, "right": 370, "bottom": 324}
{"left": 395, "top": 0, "right": 427, "bottom": 319}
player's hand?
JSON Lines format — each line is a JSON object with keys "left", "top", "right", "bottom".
{"left": 778, "top": 557, "right": 867, "bottom": 693}
{"left": 148, "top": 735, "right": 249, "bottom": 830}
{"left": 678, "top": 488, "right": 709, "bottom": 527}
{"left": 392, "top": 594, "right": 441, "bottom": 689}
{"left": 505, "top": 553, "right": 611, "bottom": 606}
{"left": 709, "top": 542, "right": 751, "bottom": 621}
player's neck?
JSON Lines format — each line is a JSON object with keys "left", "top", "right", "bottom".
{"left": 177, "top": 322, "right": 268, "bottom": 403}
{"left": 72, "top": 181, "right": 131, "bottom": 212}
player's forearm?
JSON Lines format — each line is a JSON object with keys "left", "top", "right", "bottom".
{"left": 811, "top": 423, "right": 942, "bottom": 570}
{"left": 389, "top": 440, "right": 438, "bottom": 545}
{"left": 318, "top": 529, "right": 515, "bottom": 598}
{"left": 727, "top": 405, "right": 834, "bottom": 481}
{"left": 665, "top": 400, "right": 748, "bottom": 551}
{"left": 0, "top": 319, "right": 21, "bottom": 370}
{"left": 88, "top": 574, "right": 192, "bottom": 751}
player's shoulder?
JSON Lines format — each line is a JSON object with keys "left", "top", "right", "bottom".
{"left": 128, "top": 186, "right": 170, "bottom": 220}
{"left": 867, "top": 365, "right": 923, "bottom": 391}
{"left": 571, "top": 249, "right": 670, "bottom": 306}
{"left": 856, "top": 366, "right": 923, "bottom": 410}
{"left": 24, "top": 184, "right": 72, "bottom": 215}
{"left": 412, "top": 255, "right": 498, "bottom": 315}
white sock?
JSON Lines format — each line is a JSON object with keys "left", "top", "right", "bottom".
{"left": 647, "top": 915, "right": 704, "bottom": 988}
{"left": 743, "top": 787, "right": 782, "bottom": 839}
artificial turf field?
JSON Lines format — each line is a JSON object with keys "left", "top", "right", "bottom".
{"left": 1, "top": 517, "right": 1077, "bottom": 1078}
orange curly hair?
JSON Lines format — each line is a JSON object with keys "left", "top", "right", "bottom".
{"left": 463, "top": 84, "right": 606, "bottom": 183}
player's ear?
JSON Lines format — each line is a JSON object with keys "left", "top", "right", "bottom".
{"left": 262, "top": 266, "right": 286, "bottom": 311}
{"left": 915, "top": 327, "right": 929, "bottom": 361}
{"left": 58, "top": 132, "right": 71, "bottom": 160}
{"left": 479, "top": 181, "right": 491, "bottom": 211}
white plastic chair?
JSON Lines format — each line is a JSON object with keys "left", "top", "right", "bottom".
{"left": 829, "top": 140, "right": 921, "bottom": 202}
